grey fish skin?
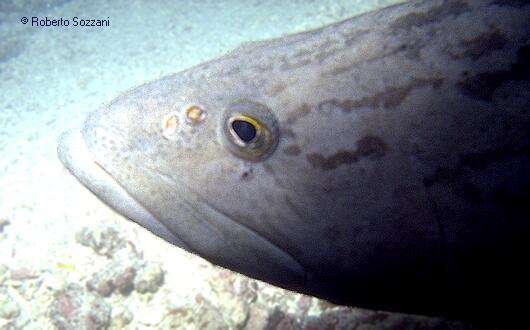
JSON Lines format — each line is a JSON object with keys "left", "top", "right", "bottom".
{"left": 58, "top": 0, "right": 530, "bottom": 323}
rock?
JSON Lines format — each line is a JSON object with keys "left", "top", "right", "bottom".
{"left": 246, "top": 304, "right": 271, "bottom": 330}
{"left": 75, "top": 226, "right": 124, "bottom": 258}
{"left": 0, "top": 218, "right": 10, "bottom": 233}
{"left": 114, "top": 266, "right": 136, "bottom": 295}
{"left": 86, "top": 298, "right": 112, "bottom": 330}
{"left": 134, "top": 263, "right": 164, "bottom": 294}
{"left": 9, "top": 267, "right": 40, "bottom": 281}
{"left": 86, "top": 276, "right": 115, "bottom": 298}
{"left": 0, "top": 265, "right": 8, "bottom": 286}
{"left": 49, "top": 283, "right": 111, "bottom": 330}
{"left": 265, "top": 307, "right": 301, "bottom": 330}
{"left": 304, "top": 308, "right": 362, "bottom": 330}
{"left": 110, "top": 307, "right": 133, "bottom": 329}
{"left": 158, "top": 299, "right": 227, "bottom": 330}
{"left": 0, "top": 289, "right": 20, "bottom": 319}
{"left": 86, "top": 263, "right": 136, "bottom": 297}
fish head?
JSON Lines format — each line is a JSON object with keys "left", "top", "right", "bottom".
{"left": 57, "top": 72, "right": 310, "bottom": 289}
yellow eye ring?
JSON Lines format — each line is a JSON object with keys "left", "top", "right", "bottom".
{"left": 222, "top": 100, "right": 279, "bottom": 161}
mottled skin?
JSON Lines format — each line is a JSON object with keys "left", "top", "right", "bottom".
{"left": 58, "top": 0, "right": 530, "bottom": 323}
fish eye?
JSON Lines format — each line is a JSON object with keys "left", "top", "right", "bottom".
{"left": 222, "top": 100, "right": 279, "bottom": 161}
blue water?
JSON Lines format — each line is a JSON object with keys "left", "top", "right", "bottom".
{"left": 0, "top": 1, "right": 473, "bottom": 329}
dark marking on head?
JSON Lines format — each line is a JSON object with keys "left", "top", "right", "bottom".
{"left": 458, "top": 29, "right": 508, "bottom": 61}
{"left": 306, "top": 136, "right": 388, "bottom": 170}
{"left": 318, "top": 78, "right": 443, "bottom": 111}
{"left": 279, "top": 55, "right": 312, "bottom": 70}
{"left": 390, "top": 0, "right": 470, "bottom": 30}
{"left": 286, "top": 103, "right": 311, "bottom": 125}
{"left": 356, "top": 135, "right": 388, "bottom": 159}
{"left": 275, "top": 31, "right": 372, "bottom": 71}
{"left": 307, "top": 151, "right": 357, "bottom": 171}
{"left": 343, "top": 28, "right": 370, "bottom": 47}
{"left": 293, "top": 47, "right": 313, "bottom": 58}
{"left": 318, "top": 99, "right": 357, "bottom": 113}
{"left": 282, "top": 144, "right": 301, "bottom": 156}
{"left": 315, "top": 45, "right": 341, "bottom": 64}
{"left": 241, "top": 167, "right": 254, "bottom": 181}
{"left": 458, "top": 45, "right": 530, "bottom": 101}
{"left": 396, "top": 42, "right": 423, "bottom": 60}
{"left": 379, "top": 86, "right": 417, "bottom": 108}
{"left": 329, "top": 63, "right": 355, "bottom": 76}
{"left": 328, "top": 39, "right": 425, "bottom": 76}
{"left": 281, "top": 127, "right": 296, "bottom": 139}
{"left": 276, "top": 36, "right": 351, "bottom": 70}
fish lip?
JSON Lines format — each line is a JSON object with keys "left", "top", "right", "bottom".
{"left": 58, "top": 130, "right": 309, "bottom": 287}
{"left": 57, "top": 128, "right": 191, "bottom": 249}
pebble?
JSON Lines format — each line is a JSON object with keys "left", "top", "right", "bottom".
{"left": 0, "top": 265, "right": 7, "bottom": 285}
{"left": 110, "top": 306, "right": 133, "bottom": 328}
{"left": 49, "top": 283, "right": 111, "bottom": 330}
{"left": 0, "top": 218, "right": 10, "bottom": 233}
{"left": 134, "top": 263, "right": 164, "bottom": 294}
{"left": 75, "top": 226, "right": 124, "bottom": 258}
{"left": 0, "top": 289, "right": 21, "bottom": 320}
{"left": 86, "top": 263, "right": 136, "bottom": 297}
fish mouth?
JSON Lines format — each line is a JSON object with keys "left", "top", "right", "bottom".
{"left": 58, "top": 129, "right": 308, "bottom": 288}
{"left": 57, "top": 129, "right": 190, "bottom": 249}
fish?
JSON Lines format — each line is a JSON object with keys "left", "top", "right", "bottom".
{"left": 58, "top": 0, "right": 530, "bottom": 324}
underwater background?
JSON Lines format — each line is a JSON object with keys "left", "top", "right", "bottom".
{"left": 0, "top": 0, "right": 476, "bottom": 329}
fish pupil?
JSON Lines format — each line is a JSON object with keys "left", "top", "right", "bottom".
{"left": 232, "top": 120, "right": 256, "bottom": 143}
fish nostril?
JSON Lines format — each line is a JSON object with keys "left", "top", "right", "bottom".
{"left": 185, "top": 105, "right": 206, "bottom": 125}
{"left": 161, "top": 112, "right": 180, "bottom": 140}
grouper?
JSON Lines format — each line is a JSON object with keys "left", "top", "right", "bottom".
{"left": 58, "top": 0, "right": 530, "bottom": 323}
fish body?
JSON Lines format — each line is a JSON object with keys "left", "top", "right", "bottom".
{"left": 58, "top": 0, "right": 530, "bottom": 323}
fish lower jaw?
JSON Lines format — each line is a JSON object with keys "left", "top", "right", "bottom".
{"left": 57, "top": 129, "right": 190, "bottom": 249}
